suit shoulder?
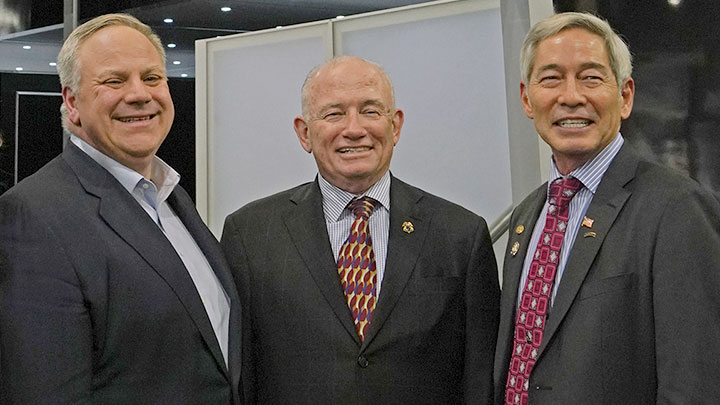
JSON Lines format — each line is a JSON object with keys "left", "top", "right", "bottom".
{"left": 0, "top": 156, "right": 75, "bottom": 209}
{"left": 395, "top": 178, "right": 486, "bottom": 224}
{"left": 225, "top": 182, "right": 314, "bottom": 221}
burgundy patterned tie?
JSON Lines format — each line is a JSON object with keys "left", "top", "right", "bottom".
{"left": 337, "top": 197, "right": 378, "bottom": 341}
{"left": 505, "top": 177, "right": 582, "bottom": 405}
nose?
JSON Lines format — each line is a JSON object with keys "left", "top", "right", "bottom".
{"left": 124, "top": 76, "right": 152, "bottom": 105}
{"left": 341, "top": 110, "right": 368, "bottom": 139}
{"left": 558, "top": 77, "right": 586, "bottom": 107}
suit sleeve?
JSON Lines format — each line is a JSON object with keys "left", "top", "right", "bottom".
{"left": 463, "top": 218, "right": 501, "bottom": 403}
{"left": 653, "top": 187, "right": 720, "bottom": 402}
{"left": 0, "top": 196, "right": 94, "bottom": 403}
{"left": 220, "top": 213, "right": 256, "bottom": 404}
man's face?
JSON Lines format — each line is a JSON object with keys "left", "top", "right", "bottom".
{"left": 521, "top": 28, "right": 634, "bottom": 174}
{"left": 63, "top": 25, "right": 174, "bottom": 176}
{"left": 294, "top": 59, "right": 404, "bottom": 194}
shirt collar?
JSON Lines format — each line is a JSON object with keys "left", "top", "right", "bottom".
{"left": 548, "top": 132, "right": 624, "bottom": 196}
{"left": 70, "top": 134, "right": 180, "bottom": 202}
{"left": 318, "top": 171, "right": 391, "bottom": 221}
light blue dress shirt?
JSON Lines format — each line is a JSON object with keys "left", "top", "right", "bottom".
{"left": 70, "top": 135, "right": 230, "bottom": 365}
{"left": 517, "top": 133, "right": 624, "bottom": 308}
{"left": 319, "top": 171, "right": 391, "bottom": 298}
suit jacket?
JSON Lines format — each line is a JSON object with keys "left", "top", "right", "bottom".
{"left": 221, "top": 176, "right": 499, "bottom": 404}
{"left": 494, "top": 144, "right": 720, "bottom": 403}
{"left": 0, "top": 142, "right": 243, "bottom": 404}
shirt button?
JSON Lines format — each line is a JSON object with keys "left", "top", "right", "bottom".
{"left": 142, "top": 183, "right": 149, "bottom": 189}
{"left": 357, "top": 356, "right": 369, "bottom": 368}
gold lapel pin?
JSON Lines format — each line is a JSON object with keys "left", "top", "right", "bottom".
{"left": 515, "top": 225, "right": 525, "bottom": 234}
{"left": 584, "top": 231, "right": 597, "bottom": 238}
{"left": 510, "top": 241, "right": 520, "bottom": 256}
{"left": 582, "top": 216, "right": 594, "bottom": 228}
{"left": 402, "top": 221, "right": 414, "bottom": 234}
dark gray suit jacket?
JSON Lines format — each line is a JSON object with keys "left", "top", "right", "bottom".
{"left": 494, "top": 144, "right": 720, "bottom": 403}
{"left": 0, "top": 142, "right": 243, "bottom": 403}
{"left": 222, "top": 176, "right": 499, "bottom": 404}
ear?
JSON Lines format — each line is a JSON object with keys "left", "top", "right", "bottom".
{"left": 619, "top": 77, "right": 635, "bottom": 120}
{"left": 293, "top": 116, "right": 312, "bottom": 153}
{"left": 62, "top": 86, "right": 82, "bottom": 126}
{"left": 520, "top": 81, "right": 534, "bottom": 119}
{"left": 391, "top": 109, "right": 404, "bottom": 146}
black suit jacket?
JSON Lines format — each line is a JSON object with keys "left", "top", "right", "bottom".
{"left": 494, "top": 144, "right": 720, "bottom": 403}
{"left": 222, "top": 176, "right": 499, "bottom": 404}
{"left": 0, "top": 142, "right": 242, "bottom": 403}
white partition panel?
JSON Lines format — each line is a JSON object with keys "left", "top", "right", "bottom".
{"left": 198, "top": 22, "right": 331, "bottom": 235}
{"left": 333, "top": 0, "right": 511, "bottom": 224}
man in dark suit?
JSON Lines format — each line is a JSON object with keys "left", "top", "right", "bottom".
{"left": 222, "top": 56, "right": 500, "bottom": 403}
{"left": 0, "top": 14, "right": 242, "bottom": 403}
{"left": 494, "top": 12, "right": 720, "bottom": 404}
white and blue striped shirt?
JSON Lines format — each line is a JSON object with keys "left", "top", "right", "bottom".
{"left": 319, "top": 171, "right": 391, "bottom": 298}
{"left": 518, "top": 133, "right": 624, "bottom": 307}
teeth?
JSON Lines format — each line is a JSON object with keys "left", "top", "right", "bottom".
{"left": 558, "top": 119, "right": 590, "bottom": 128}
{"left": 119, "top": 115, "right": 152, "bottom": 122}
{"left": 339, "top": 147, "right": 371, "bottom": 153}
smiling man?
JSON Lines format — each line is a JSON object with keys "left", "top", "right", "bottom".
{"left": 0, "top": 14, "right": 243, "bottom": 403}
{"left": 221, "top": 56, "right": 499, "bottom": 403}
{"left": 494, "top": 12, "right": 720, "bottom": 404}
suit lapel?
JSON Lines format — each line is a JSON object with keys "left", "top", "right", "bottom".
{"left": 537, "top": 146, "right": 637, "bottom": 359}
{"left": 63, "top": 143, "right": 230, "bottom": 378}
{"left": 283, "top": 181, "right": 361, "bottom": 344}
{"left": 360, "top": 177, "right": 431, "bottom": 351}
{"left": 494, "top": 186, "right": 546, "bottom": 383}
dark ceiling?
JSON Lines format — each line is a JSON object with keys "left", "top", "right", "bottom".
{"left": 0, "top": 0, "right": 433, "bottom": 77}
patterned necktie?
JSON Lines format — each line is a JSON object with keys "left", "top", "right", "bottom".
{"left": 337, "top": 196, "right": 378, "bottom": 341}
{"left": 505, "top": 177, "right": 582, "bottom": 405}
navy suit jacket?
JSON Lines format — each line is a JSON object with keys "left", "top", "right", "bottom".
{"left": 0, "top": 142, "right": 243, "bottom": 403}
{"left": 494, "top": 144, "right": 720, "bottom": 403}
{"left": 222, "top": 176, "right": 500, "bottom": 404}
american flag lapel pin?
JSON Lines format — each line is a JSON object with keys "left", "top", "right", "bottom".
{"left": 582, "top": 216, "right": 594, "bottom": 228}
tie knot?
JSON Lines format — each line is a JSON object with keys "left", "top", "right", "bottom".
{"left": 548, "top": 177, "right": 582, "bottom": 208}
{"left": 348, "top": 196, "right": 377, "bottom": 219}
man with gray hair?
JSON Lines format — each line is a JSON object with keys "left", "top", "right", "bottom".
{"left": 494, "top": 12, "right": 720, "bottom": 403}
{"left": 221, "top": 56, "right": 500, "bottom": 403}
{"left": 0, "top": 14, "right": 243, "bottom": 403}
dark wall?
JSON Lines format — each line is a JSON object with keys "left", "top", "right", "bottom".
{"left": 0, "top": 73, "right": 196, "bottom": 199}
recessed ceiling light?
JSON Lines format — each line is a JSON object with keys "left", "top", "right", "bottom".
{"left": 163, "top": 18, "right": 174, "bottom": 23}
{"left": 668, "top": 0, "right": 681, "bottom": 6}
{"left": 221, "top": 7, "right": 231, "bottom": 12}
{"left": 336, "top": 15, "right": 345, "bottom": 19}
{"left": 181, "top": 73, "right": 188, "bottom": 78}
{"left": 22, "top": 45, "right": 31, "bottom": 50}
{"left": 49, "top": 62, "right": 57, "bottom": 66}
{"left": 167, "top": 43, "right": 177, "bottom": 48}
{"left": 173, "top": 61, "right": 181, "bottom": 65}
{"left": 15, "top": 67, "right": 23, "bottom": 71}
{"left": 275, "top": 26, "right": 283, "bottom": 29}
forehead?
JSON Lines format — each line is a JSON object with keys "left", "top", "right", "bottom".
{"left": 534, "top": 28, "right": 610, "bottom": 69}
{"left": 308, "top": 61, "right": 391, "bottom": 105}
{"left": 79, "top": 25, "right": 161, "bottom": 66}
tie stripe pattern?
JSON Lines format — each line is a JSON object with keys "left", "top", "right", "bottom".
{"left": 505, "top": 177, "right": 582, "bottom": 405}
{"left": 337, "top": 197, "right": 378, "bottom": 341}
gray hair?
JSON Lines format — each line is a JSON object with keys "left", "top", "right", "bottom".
{"left": 300, "top": 55, "right": 396, "bottom": 117}
{"left": 520, "top": 12, "right": 632, "bottom": 88}
{"left": 57, "top": 13, "right": 166, "bottom": 132}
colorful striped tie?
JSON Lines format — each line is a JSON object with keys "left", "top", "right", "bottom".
{"left": 337, "top": 196, "right": 378, "bottom": 341}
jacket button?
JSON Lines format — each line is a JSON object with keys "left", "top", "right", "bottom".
{"left": 357, "top": 356, "right": 369, "bottom": 368}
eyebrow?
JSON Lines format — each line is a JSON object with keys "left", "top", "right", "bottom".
{"left": 97, "top": 65, "right": 166, "bottom": 77}
{"left": 535, "top": 62, "right": 609, "bottom": 75}
{"left": 317, "top": 99, "right": 387, "bottom": 113}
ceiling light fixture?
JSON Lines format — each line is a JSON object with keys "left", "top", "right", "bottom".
{"left": 173, "top": 61, "right": 181, "bottom": 65}
{"left": 15, "top": 67, "right": 23, "bottom": 71}
{"left": 22, "top": 45, "right": 31, "bottom": 50}
{"left": 49, "top": 62, "right": 57, "bottom": 66}
{"left": 221, "top": 7, "right": 231, "bottom": 12}
{"left": 181, "top": 73, "right": 188, "bottom": 78}
{"left": 168, "top": 43, "right": 177, "bottom": 48}
{"left": 163, "top": 18, "right": 174, "bottom": 23}
{"left": 668, "top": 0, "right": 681, "bottom": 6}
{"left": 276, "top": 26, "right": 283, "bottom": 29}
{"left": 336, "top": 15, "right": 345, "bottom": 19}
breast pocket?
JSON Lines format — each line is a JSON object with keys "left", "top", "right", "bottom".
{"left": 579, "top": 273, "right": 636, "bottom": 300}
{"left": 405, "top": 276, "right": 462, "bottom": 295}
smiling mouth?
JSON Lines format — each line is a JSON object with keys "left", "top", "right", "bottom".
{"left": 338, "top": 146, "right": 372, "bottom": 153}
{"left": 117, "top": 114, "right": 156, "bottom": 123}
{"left": 556, "top": 119, "right": 592, "bottom": 128}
